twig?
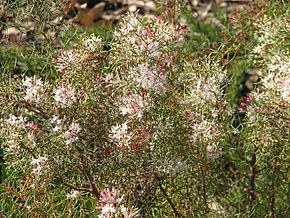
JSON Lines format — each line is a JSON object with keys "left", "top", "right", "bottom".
{"left": 154, "top": 173, "right": 184, "bottom": 218}
{"left": 201, "top": 161, "right": 209, "bottom": 216}
{"left": 249, "top": 145, "right": 257, "bottom": 210}
{"left": 270, "top": 161, "right": 276, "bottom": 218}
{"left": 17, "top": 100, "right": 49, "bottom": 119}
{"left": 63, "top": 181, "right": 92, "bottom": 193}
{"left": 76, "top": 147, "right": 99, "bottom": 198}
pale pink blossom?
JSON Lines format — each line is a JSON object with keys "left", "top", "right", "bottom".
{"left": 62, "top": 122, "right": 81, "bottom": 145}
{"left": 278, "top": 77, "right": 290, "bottom": 101}
{"left": 131, "top": 64, "right": 167, "bottom": 93}
{"left": 97, "top": 188, "right": 140, "bottom": 218}
{"left": 54, "top": 84, "right": 76, "bottom": 107}
{"left": 119, "top": 94, "right": 148, "bottom": 118}
{"left": 99, "top": 188, "right": 122, "bottom": 204}
{"left": 53, "top": 50, "right": 74, "bottom": 73}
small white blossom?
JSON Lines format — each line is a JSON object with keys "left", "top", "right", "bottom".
{"left": 22, "top": 76, "right": 44, "bottom": 103}
{"left": 101, "top": 204, "right": 117, "bottom": 215}
{"left": 62, "top": 122, "right": 81, "bottom": 145}
{"left": 119, "top": 94, "right": 148, "bottom": 118}
{"left": 66, "top": 190, "right": 80, "bottom": 199}
{"left": 5, "top": 114, "right": 26, "bottom": 127}
{"left": 82, "top": 34, "right": 102, "bottom": 52}
{"left": 120, "top": 205, "right": 141, "bottom": 218}
{"left": 51, "top": 116, "right": 63, "bottom": 132}
{"left": 110, "top": 123, "right": 132, "bottom": 147}
{"left": 54, "top": 84, "right": 76, "bottom": 107}
{"left": 30, "top": 156, "right": 48, "bottom": 175}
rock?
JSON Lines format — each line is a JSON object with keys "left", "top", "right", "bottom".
{"left": 2, "top": 27, "right": 20, "bottom": 36}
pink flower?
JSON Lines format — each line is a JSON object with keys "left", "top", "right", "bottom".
{"left": 120, "top": 94, "right": 148, "bottom": 118}
{"left": 240, "top": 95, "right": 252, "bottom": 107}
{"left": 99, "top": 188, "right": 121, "bottom": 205}
{"left": 53, "top": 50, "right": 74, "bottom": 73}
{"left": 54, "top": 84, "right": 76, "bottom": 107}
{"left": 97, "top": 188, "right": 140, "bottom": 217}
{"left": 237, "top": 107, "right": 245, "bottom": 113}
{"left": 62, "top": 122, "right": 81, "bottom": 145}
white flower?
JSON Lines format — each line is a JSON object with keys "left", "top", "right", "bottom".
{"left": 54, "top": 84, "right": 76, "bottom": 107}
{"left": 30, "top": 156, "right": 48, "bottom": 175}
{"left": 119, "top": 94, "right": 148, "bottom": 118}
{"left": 22, "top": 76, "right": 44, "bottom": 103}
{"left": 66, "top": 190, "right": 80, "bottom": 199}
{"left": 278, "top": 77, "right": 290, "bottom": 101}
{"left": 51, "top": 116, "right": 63, "bottom": 132}
{"left": 5, "top": 114, "right": 26, "bottom": 126}
{"left": 110, "top": 123, "right": 131, "bottom": 147}
{"left": 267, "top": 54, "right": 290, "bottom": 74}
{"left": 82, "top": 34, "right": 102, "bottom": 52}
{"left": 62, "top": 122, "right": 81, "bottom": 145}
{"left": 130, "top": 64, "right": 167, "bottom": 94}
{"left": 101, "top": 204, "right": 117, "bottom": 215}
{"left": 53, "top": 50, "right": 75, "bottom": 73}
{"left": 120, "top": 205, "right": 141, "bottom": 218}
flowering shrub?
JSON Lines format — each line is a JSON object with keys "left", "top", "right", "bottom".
{"left": 0, "top": 2, "right": 289, "bottom": 217}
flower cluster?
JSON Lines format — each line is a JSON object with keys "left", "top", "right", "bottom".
{"left": 179, "top": 60, "right": 228, "bottom": 159}
{"left": 111, "top": 12, "right": 184, "bottom": 69}
{"left": 30, "top": 156, "right": 48, "bottom": 175}
{"left": 82, "top": 34, "right": 102, "bottom": 52}
{"left": 5, "top": 114, "right": 26, "bottom": 127}
{"left": 119, "top": 93, "right": 148, "bottom": 118}
{"left": 53, "top": 50, "right": 75, "bottom": 74}
{"left": 97, "top": 188, "right": 140, "bottom": 218}
{"left": 53, "top": 35, "right": 102, "bottom": 74}
{"left": 62, "top": 122, "right": 81, "bottom": 145}
{"left": 249, "top": 14, "right": 289, "bottom": 109}
{"left": 54, "top": 84, "right": 76, "bottom": 107}
{"left": 240, "top": 10, "right": 289, "bottom": 156}
{"left": 22, "top": 76, "right": 45, "bottom": 103}
{"left": 109, "top": 123, "right": 132, "bottom": 149}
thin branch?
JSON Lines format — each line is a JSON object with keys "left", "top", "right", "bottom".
{"left": 63, "top": 181, "right": 92, "bottom": 193}
{"left": 17, "top": 100, "right": 49, "bottom": 119}
{"left": 76, "top": 146, "right": 99, "bottom": 198}
{"left": 154, "top": 173, "right": 184, "bottom": 218}
{"left": 270, "top": 161, "right": 276, "bottom": 218}
{"left": 249, "top": 145, "right": 257, "bottom": 210}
